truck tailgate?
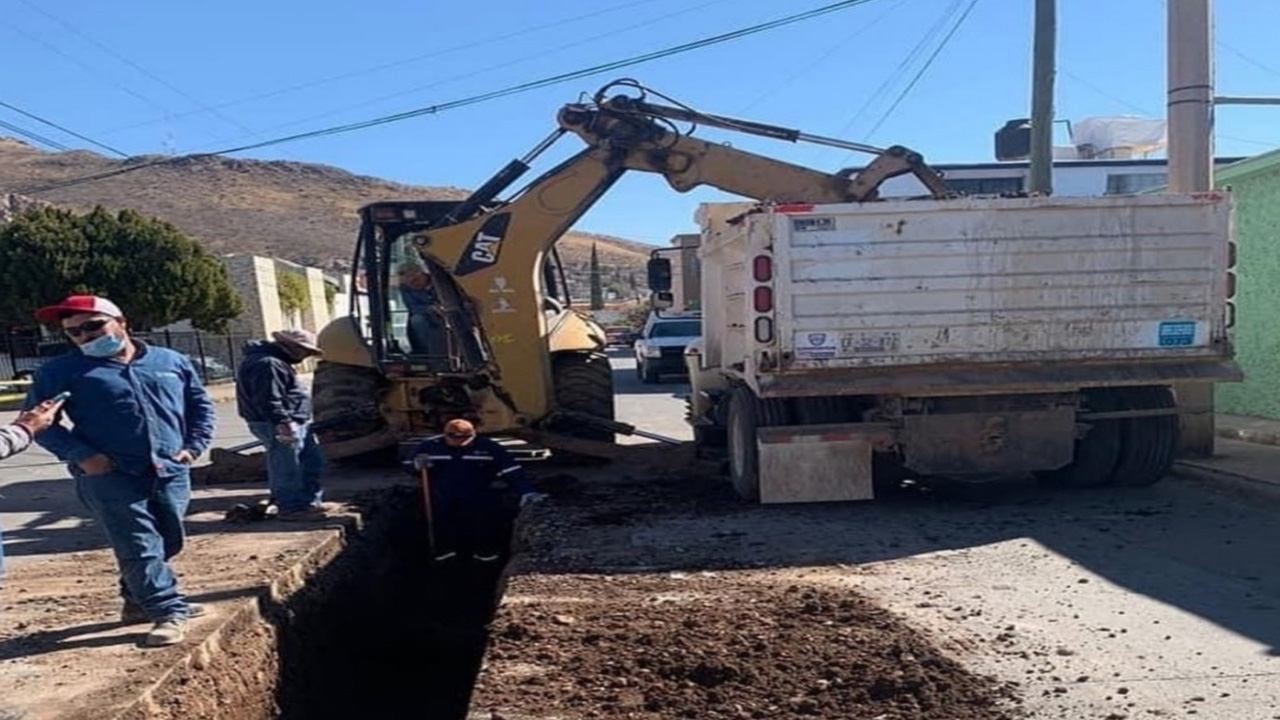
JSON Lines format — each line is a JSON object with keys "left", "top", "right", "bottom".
{"left": 770, "top": 193, "right": 1233, "bottom": 371}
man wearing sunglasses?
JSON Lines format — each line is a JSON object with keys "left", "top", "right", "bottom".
{"left": 408, "top": 418, "right": 543, "bottom": 564}
{"left": 22, "top": 294, "right": 216, "bottom": 648}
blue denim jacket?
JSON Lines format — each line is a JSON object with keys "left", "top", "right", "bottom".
{"left": 24, "top": 341, "right": 217, "bottom": 478}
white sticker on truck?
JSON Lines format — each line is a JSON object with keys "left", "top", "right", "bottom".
{"left": 793, "top": 332, "right": 838, "bottom": 359}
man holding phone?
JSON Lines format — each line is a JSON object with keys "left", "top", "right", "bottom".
{"left": 24, "top": 294, "right": 216, "bottom": 647}
{"left": 0, "top": 396, "right": 66, "bottom": 589}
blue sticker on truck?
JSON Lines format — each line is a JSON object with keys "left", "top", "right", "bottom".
{"left": 1158, "top": 320, "right": 1197, "bottom": 347}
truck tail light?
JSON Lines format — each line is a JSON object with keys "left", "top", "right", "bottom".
{"left": 752, "top": 254, "right": 773, "bottom": 282}
{"left": 753, "top": 286, "right": 773, "bottom": 313}
{"left": 754, "top": 316, "right": 774, "bottom": 343}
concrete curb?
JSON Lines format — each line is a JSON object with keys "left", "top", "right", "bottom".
{"left": 1216, "top": 427, "right": 1280, "bottom": 447}
{"left": 1170, "top": 460, "right": 1280, "bottom": 507}
{"left": 89, "top": 515, "right": 362, "bottom": 720}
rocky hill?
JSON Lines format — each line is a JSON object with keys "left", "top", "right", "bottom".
{"left": 0, "top": 138, "right": 655, "bottom": 294}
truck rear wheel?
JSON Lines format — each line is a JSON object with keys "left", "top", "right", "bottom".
{"left": 553, "top": 351, "right": 616, "bottom": 442}
{"left": 312, "top": 361, "right": 388, "bottom": 443}
{"left": 727, "top": 385, "right": 791, "bottom": 501}
{"left": 1110, "top": 386, "right": 1179, "bottom": 487}
{"left": 1036, "top": 389, "right": 1122, "bottom": 489}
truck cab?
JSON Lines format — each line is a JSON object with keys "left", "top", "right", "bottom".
{"left": 633, "top": 312, "right": 701, "bottom": 384}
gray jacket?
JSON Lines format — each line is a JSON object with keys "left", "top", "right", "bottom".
{"left": 0, "top": 424, "right": 32, "bottom": 460}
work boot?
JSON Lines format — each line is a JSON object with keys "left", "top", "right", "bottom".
{"left": 472, "top": 552, "right": 501, "bottom": 563}
{"left": 123, "top": 601, "right": 207, "bottom": 625}
{"left": 144, "top": 617, "right": 187, "bottom": 647}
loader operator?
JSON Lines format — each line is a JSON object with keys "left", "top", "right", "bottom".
{"left": 408, "top": 418, "right": 542, "bottom": 564}
{"left": 397, "top": 261, "right": 447, "bottom": 360}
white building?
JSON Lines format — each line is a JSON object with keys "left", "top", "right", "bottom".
{"left": 868, "top": 156, "right": 1246, "bottom": 199}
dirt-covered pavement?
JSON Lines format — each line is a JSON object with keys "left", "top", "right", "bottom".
{"left": 472, "top": 432, "right": 1280, "bottom": 719}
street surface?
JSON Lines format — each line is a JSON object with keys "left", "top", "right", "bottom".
{"left": 0, "top": 349, "right": 1277, "bottom": 718}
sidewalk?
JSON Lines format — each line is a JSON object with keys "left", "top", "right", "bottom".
{"left": 1171, "top": 413, "right": 1280, "bottom": 501}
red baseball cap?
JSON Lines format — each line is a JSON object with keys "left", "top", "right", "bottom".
{"left": 34, "top": 295, "right": 125, "bottom": 325}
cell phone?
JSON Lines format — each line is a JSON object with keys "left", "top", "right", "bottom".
{"left": 51, "top": 391, "right": 72, "bottom": 403}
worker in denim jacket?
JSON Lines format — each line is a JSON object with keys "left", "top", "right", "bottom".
{"left": 24, "top": 295, "right": 216, "bottom": 648}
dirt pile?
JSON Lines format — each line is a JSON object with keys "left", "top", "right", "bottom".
{"left": 477, "top": 575, "right": 1023, "bottom": 719}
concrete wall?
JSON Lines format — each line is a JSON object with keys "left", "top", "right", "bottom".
{"left": 224, "top": 255, "right": 284, "bottom": 338}
{"left": 1214, "top": 162, "right": 1280, "bottom": 419}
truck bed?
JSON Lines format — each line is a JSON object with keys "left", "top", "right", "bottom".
{"left": 728, "top": 193, "right": 1233, "bottom": 370}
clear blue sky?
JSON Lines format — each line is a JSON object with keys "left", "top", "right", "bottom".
{"left": 2, "top": 0, "right": 1277, "bottom": 246}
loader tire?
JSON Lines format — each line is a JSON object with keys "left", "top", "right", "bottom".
{"left": 1036, "top": 389, "right": 1122, "bottom": 489}
{"left": 311, "top": 361, "right": 387, "bottom": 444}
{"left": 1109, "top": 385, "right": 1179, "bottom": 488}
{"left": 726, "top": 386, "right": 792, "bottom": 502}
{"left": 552, "top": 351, "right": 616, "bottom": 442}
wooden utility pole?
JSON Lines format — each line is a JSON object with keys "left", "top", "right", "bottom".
{"left": 1028, "top": 0, "right": 1057, "bottom": 194}
{"left": 1167, "top": 0, "right": 1216, "bottom": 457}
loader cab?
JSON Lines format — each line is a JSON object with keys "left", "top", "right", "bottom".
{"left": 349, "top": 200, "right": 575, "bottom": 377}
{"left": 350, "top": 201, "right": 490, "bottom": 376}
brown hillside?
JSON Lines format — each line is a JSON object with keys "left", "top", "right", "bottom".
{"left": 0, "top": 138, "right": 657, "bottom": 275}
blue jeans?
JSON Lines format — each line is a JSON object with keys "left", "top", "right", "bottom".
{"left": 248, "top": 422, "right": 324, "bottom": 513}
{"left": 75, "top": 469, "right": 192, "bottom": 620}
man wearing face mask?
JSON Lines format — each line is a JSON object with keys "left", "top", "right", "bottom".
{"left": 23, "top": 294, "right": 216, "bottom": 648}
{"left": 234, "top": 329, "right": 329, "bottom": 522}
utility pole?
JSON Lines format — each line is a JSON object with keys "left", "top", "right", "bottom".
{"left": 1167, "top": 0, "right": 1216, "bottom": 457}
{"left": 1028, "top": 0, "right": 1057, "bottom": 194}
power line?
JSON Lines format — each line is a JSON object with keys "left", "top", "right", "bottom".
{"left": 15, "top": 0, "right": 262, "bottom": 146}
{"left": 95, "top": 0, "right": 676, "bottom": 136}
{"left": 735, "top": 0, "right": 906, "bottom": 116}
{"left": 834, "top": 0, "right": 966, "bottom": 142}
{"left": 0, "top": 99, "right": 128, "bottom": 157}
{"left": 202, "top": 0, "right": 739, "bottom": 149}
{"left": 22, "top": 0, "right": 882, "bottom": 196}
{"left": 863, "top": 0, "right": 979, "bottom": 139}
{"left": 0, "top": 118, "right": 70, "bottom": 152}
{"left": 1218, "top": 40, "right": 1280, "bottom": 80}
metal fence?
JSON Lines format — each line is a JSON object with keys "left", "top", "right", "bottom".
{"left": 1, "top": 329, "right": 255, "bottom": 385}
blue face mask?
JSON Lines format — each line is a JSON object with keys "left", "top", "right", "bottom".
{"left": 80, "top": 332, "right": 127, "bottom": 358}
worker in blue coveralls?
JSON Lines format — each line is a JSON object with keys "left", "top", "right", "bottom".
{"left": 408, "top": 418, "right": 543, "bottom": 564}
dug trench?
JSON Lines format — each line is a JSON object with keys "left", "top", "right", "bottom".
{"left": 132, "top": 471, "right": 1027, "bottom": 719}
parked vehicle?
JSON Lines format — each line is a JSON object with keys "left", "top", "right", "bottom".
{"left": 604, "top": 326, "right": 638, "bottom": 347}
{"left": 633, "top": 312, "right": 701, "bottom": 384}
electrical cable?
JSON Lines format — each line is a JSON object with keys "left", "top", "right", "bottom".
{"left": 21, "top": 0, "right": 882, "bottom": 196}
{"left": 0, "top": 99, "right": 127, "bottom": 157}
{"left": 836, "top": 0, "right": 965, "bottom": 141}
{"left": 734, "top": 0, "right": 907, "bottom": 116}
{"left": 95, "top": 0, "right": 675, "bottom": 136}
{"left": 862, "top": 0, "right": 979, "bottom": 139}
{"left": 0, "top": 118, "right": 70, "bottom": 151}
{"left": 188, "top": 0, "right": 739, "bottom": 147}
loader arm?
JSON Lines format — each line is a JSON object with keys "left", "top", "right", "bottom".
{"left": 405, "top": 82, "right": 950, "bottom": 432}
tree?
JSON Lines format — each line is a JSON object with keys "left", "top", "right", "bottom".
{"left": 589, "top": 242, "right": 604, "bottom": 311}
{"left": 276, "top": 268, "right": 311, "bottom": 318}
{"left": 0, "top": 205, "right": 244, "bottom": 331}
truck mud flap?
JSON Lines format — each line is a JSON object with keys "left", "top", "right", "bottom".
{"left": 754, "top": 425, "right": 878, "bottom": 504}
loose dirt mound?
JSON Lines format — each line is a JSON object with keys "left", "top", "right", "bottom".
{"left": 476, "top": 573, "right": 1023, "bottom": 719}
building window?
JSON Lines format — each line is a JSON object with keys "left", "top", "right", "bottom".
{"left": 1106, "top": 173, "right": 1166, "bottom": 195}
{"left": 945, "top": 176, "right": 1024, "bottom": 195}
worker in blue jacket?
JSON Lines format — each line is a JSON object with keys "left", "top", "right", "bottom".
{"left": 408, "top": 418, "right": 543, "bottom": 564}
{"left": 24, "top": 295, "right": 216, "bottom": 648}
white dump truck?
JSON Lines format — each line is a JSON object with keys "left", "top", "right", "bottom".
{"left": 650, "top": 192, "right": 1240, "bottom": 503}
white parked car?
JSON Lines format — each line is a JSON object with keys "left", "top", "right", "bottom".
{"left": 633, "top": 312, "right": 701, "bottom": 384}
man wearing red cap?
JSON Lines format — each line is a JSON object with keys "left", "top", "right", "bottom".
{"left": 23, "top": 294, "right": 216, "bottom": 647}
